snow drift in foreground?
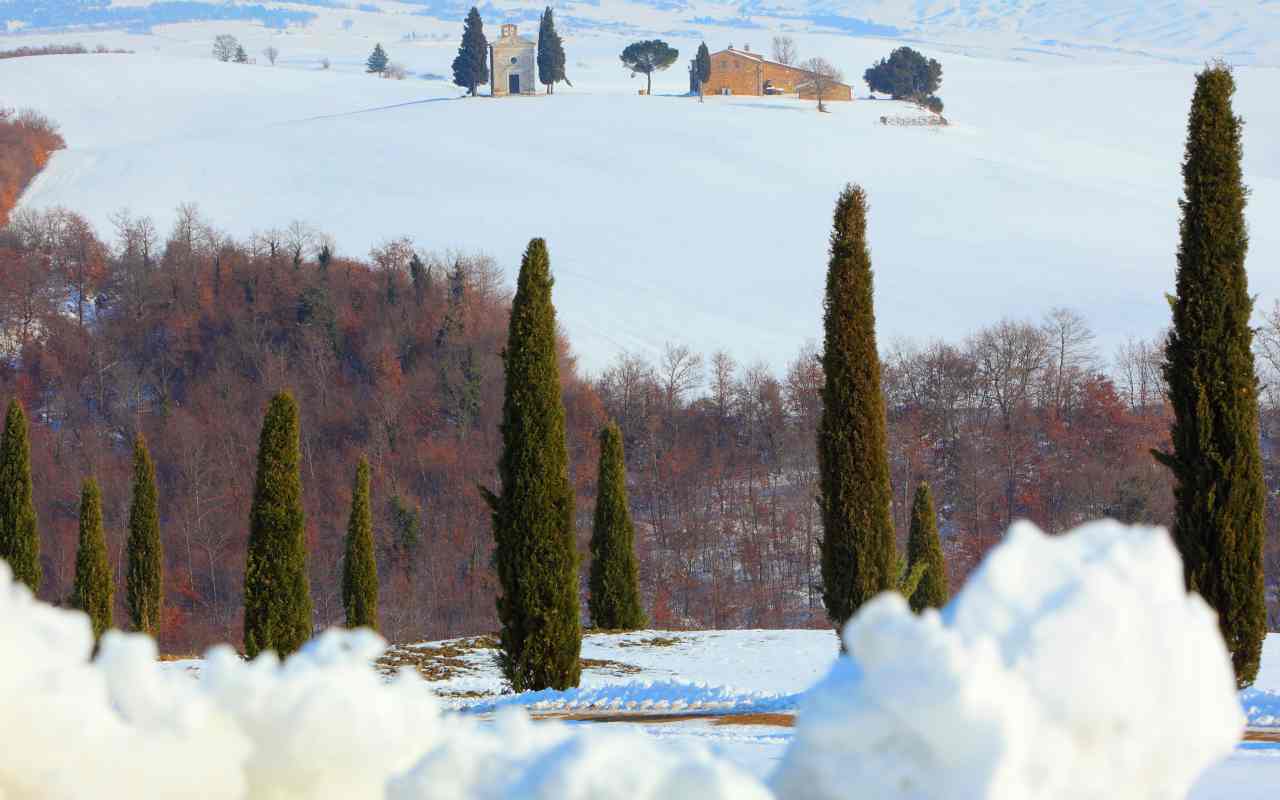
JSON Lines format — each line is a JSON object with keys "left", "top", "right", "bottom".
{"left": 0, "top": 520, "right": 1243, "bottom": 798}
{"left": 773, "top": 520, "right": 1243, "bottom": 800}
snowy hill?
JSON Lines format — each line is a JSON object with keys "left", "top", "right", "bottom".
{"left": 6, "top": 50, "right": 1279, "bottom": 373}
{"left": 7, "top": 0, "right": 1280, "bottom": 64}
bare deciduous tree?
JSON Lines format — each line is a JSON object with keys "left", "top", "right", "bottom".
{"left": 771, "top": 35, "right": 797, "bottom": 66}
{"left": 798, "top": 57, "right": 843, "bottom": 112}
{"left": 212, "top": 34, "right": 239, "bottom": 62}
{"left": 1041, "top": 306, "right": 1097, "bottom": 417}
{"left": 263, "top": 46, "right": 280, "bottom": 65}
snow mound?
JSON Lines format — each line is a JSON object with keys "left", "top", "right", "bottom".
{"left": 772, "top": 520, "right": 1243, "bottom": 800}
{"left": 0, "top": 561, "right": 767, "bottom": 799}
{"left": 0, "top": 519, "right": 1246, "bottom": 797}
{"left": 473, "top": 679, "right": 798, "bottom": 714}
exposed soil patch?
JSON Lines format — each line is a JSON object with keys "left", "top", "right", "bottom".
{"left": 616, "top": 636, "right": 682, "bottom": 648}
{"left": 377, "top": 636, "right": 498, "bottom": 681}
{"left": 580, "top": 657, "right": 643, "bottom": 675}
{"left": 1244, "top": 729, "right": 1280, "bottom": 743}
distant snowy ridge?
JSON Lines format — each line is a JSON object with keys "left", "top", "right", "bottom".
{"left": 765, "top": 0, "right": 1280, "bottom": 61}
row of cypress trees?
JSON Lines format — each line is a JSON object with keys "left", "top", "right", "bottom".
{"left": 814, "top": 63, "right": 1266, "bottom": 689}
{"left": 0, "top": 405, "right": 162, "bottom": 646}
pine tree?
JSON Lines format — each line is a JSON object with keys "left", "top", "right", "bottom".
{"left": 694, "top": 41, "right": 711, "bottom": 101}
{"left": 73, "top": 477, "right": 114, "bottom": 644}
{"left": 483, "top": 238, "right": 581, "bottom": 691}
{"left": 342, "top": 457, "right": 379, "bottom": 630}
{"left": 125, "top": 434, "right": 163, "bottom": 636}
{"left": 1153, "top": 63, "right": 1266, "bottom": 689}
{"left": 588, "top": 423, "right": 645, "bottom": 630}
{"left": 0, "top": 399, "right": 39, "bottom": 591}
{"left": 366, "top": 43, "right": 389, "bottom": 75}
{"left": 537, "top": 6, "right": 567, "bottom": 94}
{"left": 243, "top": 392, "right": 314, "bottom": 658}
{"left": 233, "top": 44, "right": 248, "bottom": 64}
{"left": 452, "top": 7, "right": 489, "bottom": 96}
{"left": 905, "top": 483, "right": 948, "bottom": 612}
{"left": 817, "top": 185, "right": 896, "bottom": 634}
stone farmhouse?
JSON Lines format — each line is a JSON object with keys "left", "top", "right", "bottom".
{"left": 490, "top": 23, "right": 536, "bottom": 96}
{"left": 702, "top": 45, "right": 853, "bottom": 101}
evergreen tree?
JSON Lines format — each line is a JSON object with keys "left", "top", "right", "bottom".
{"left": 342, "top": 457, "right": 379, "bottom": 630}
{"left": 73, "top": 477, "right": 114, "bottom": 643}
{"left": 483, "top": 238, "right": 581, "bottom": 691}
{"left": 243, "top": 392, "right": 314, "bottom": 658}
{"left": 0, "top": 399, "right": 39, "bottom": 591}
{"left": 905, "top": 483, "right": 948, "bottom": 612}
{"left": 233, "top": 44, "right": 248, "bottom": 64}
{"left": 694, "top": 41, "right": 711, "bottom": 101}
{"left": 536, "top": 6, "right": 568, "bottom": 94}
{"left": 452, "top": 7, "right": 489, "bottom": 96}
{"left": 366, "top": 43, "right": 389, "bottom": 74}
{"left": 409, "top": 252, "right": 428, "bottom": 305}
{"left": 126, "top": 433, "right": 163, "bottom": 636}
{"left": 588, "top": 423, "right": 645, "bottom": 630}
{"left": 1153, "top": 63, "right": 1266, "bottom": 688}
{"left": 620, "top": 40, "right": 678, "bottom": 96}
{"left": 817, "top": 184, "right": 896, "bottom": 634}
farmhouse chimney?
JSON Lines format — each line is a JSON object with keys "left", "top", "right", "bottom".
{"left": 744, "top": 43, "right": 750, "bottom": 52}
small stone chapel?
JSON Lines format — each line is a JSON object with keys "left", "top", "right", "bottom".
{"left": 490, "top": 24, "right": 536, "bottom": 96}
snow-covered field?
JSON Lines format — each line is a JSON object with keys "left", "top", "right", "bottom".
{"left": 4, "top": 31, "right": 1279, "bottom": 373}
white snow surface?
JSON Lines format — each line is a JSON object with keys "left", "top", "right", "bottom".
{"left": 4, "top": 48, "right": 1279, "bottom": 374}
{"left": 2, "top": 518, "right": 1260, "bottom": 798}
{"left": 773, "top": 520, "right": 1243, "bottom": 799}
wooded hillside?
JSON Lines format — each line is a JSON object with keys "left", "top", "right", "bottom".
{"left": 1, "top": 206, "right": 1277, "bottom": 650}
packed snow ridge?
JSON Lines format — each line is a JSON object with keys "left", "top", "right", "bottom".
{"left": 0, "top": 520, "right": 1243, "bottom": 798}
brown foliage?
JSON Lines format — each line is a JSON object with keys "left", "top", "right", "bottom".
{"left": 2, "top": 204, "right": 1275, "bottom": 649}
{"left": 0, "top": 109, "right": 65, "bottom": 226}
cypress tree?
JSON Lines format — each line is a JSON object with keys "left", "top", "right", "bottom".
{"left": 588, "top": 423, "right": 645, "bottom": 630}
{"left": 0, "top": 399, "right": 39, "bottom": 591}
{"left": 905, "top": 483, "right": 948, "bottom": 612}
{"left": 73, "top": 477, "right": 114, "bottom": 643}
{"left": 537, "top": 6, "right": 567, "bottom": 94}
{"left": 1153, "top": 63, "right": 1266, "bottom": 688}
{"left": 126, "top": 433, "right": 163, "bottom": 636}
{"left": 342, "top": 457, "right": 379, "bottom": 630}
{"left": 817, "top": 184, "right": 896, "bottom": 634}
{"left": 452, "top": 7, "right": 489, "bottom": 97}
{"left": 694, "top": 41, "right": 711, "bottom": 101}
{"left": 243, "top": 392, "right": 314, "bottom": 658}
{"left": 366, "top": 43, "right": 389, "bottom": 74}
{"left": 483, "top": 238, "right": 581, "bottom": 691}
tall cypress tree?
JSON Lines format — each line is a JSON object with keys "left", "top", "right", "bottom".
{"left": 588, "top": 423, "right": 645, "bottom": 630}
{"left": 817, "top": 184, "right": 896, "bottom": 634}
{"left": 905, "top": 482, "right": 948, "bottom": 613}
{"left": 126, "top": 433, "right": 163, "bottom": 637}
{"left": 694, "top": 41, "right": 711, "bottom": 101}
{"left": 1153, "top": 63, "right": 1266, "bottom": 689}
{"left": 452, "top": 7, "right": 489, "bottom": 97}
{"left": 243, "top": 392, "right": 314, "bottom": 658}
{"left": 73, "top": 477, "right": 114, "bottom": 643}
{"left": 342, "top": 457, "right": 379, "bottom": 630}
{"left": 484, "top": 238, "right": 581, "bottom": 691}
{"left": 537, "top": 7, "right": 567, "bottom": 94}
{"left": 0, "top": 399, "right": 39, "bottom": 591}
